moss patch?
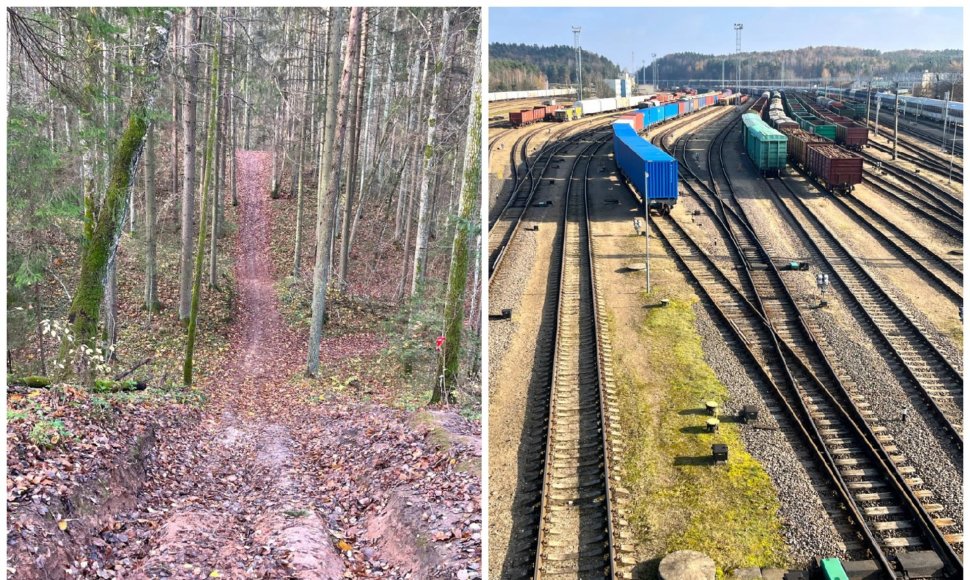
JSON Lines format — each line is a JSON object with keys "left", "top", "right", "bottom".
{"left": 616, "top": 296, "right": 789, "bottom": 575}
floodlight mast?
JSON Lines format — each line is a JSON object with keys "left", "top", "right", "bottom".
{"left": 573, "top": 26, "right": 583, "bottom": 100}
{"left": 734, "top": 23, "right": 743, "bottom": 96}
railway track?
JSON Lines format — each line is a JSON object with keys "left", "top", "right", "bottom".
{"left": 488, "top": 120, "right": 614, "bottom": 281}
{"left": 861, "top": 173, "right": 962, "bottom": 240}
{"left": 859, "top": 151, "right": 964, "bottom": 218}
{"left": 731, "top": 100, "right": 965, "bottom": 447}
{"left": 766, "top": 174, "right": 964, "bottom": 444}
{"left": 825, "top": 191, "right": 962, "bottom": 303}
{"left": 867, "top": 139, "right": 963, "bottom": 184}
{"left": 652, "top": 109, "right": 963, "bottom": 574}
{"left": 498, "top": 130, "right": 629, "bottom": 578}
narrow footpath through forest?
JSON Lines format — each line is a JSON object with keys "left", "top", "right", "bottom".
{"left": 103, "top": 151, "right": 481, "bottom": 578}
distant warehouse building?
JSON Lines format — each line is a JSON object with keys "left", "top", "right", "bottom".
{"left": 609, "top": 73, "right": 636, "bottom": 98}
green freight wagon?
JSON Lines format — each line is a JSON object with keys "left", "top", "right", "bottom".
{"left": 741, "top": 113, "right": 788, "bottom": 175}
{"left": 809, "top": 122, "right": 837, "bottom": 141}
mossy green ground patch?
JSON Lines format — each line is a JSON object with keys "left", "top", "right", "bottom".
{"left": 615, "top": 295, "right": 789, "bottom": 575}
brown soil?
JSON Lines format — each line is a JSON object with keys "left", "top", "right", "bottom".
{"left": 7, "top": 150, "right": 482, "bottom": 579}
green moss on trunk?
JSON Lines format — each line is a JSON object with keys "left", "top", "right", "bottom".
{"left": 69, "top": 112, "right": 148, "bottom": 354}
{"left": 184, "top": 28, "right": 221, "bottom": 387}
{"left": 432, "top": 36, "right": 480, "bottom": 405}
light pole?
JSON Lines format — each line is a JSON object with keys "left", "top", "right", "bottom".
{"left": 734, "top": 23, "right": 743, "bottom": 96}
{"left": 644, "top": 170, "right": 651, "bottom": 293}
{"left": 573, "top": 26, "right": 583, "bottom": 100}
{"left": 652, "top": 53, "right": 657, "bottom": 90}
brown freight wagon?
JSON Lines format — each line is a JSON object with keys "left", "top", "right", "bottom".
{"left": 509, "top": 108, "right": 540, "bottom": 127}
{"left": 806, "top": 143, "right": 863, "bottom": 193}
{"left": 831, "top": 117, "right": 868, "bottom": 149}
{"left": 779, "top": 126, "right": 827, "bottom": 168}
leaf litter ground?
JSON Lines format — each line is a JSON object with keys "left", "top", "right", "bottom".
{"left": 6, "top": 150, "right": 481, "bottom": 579}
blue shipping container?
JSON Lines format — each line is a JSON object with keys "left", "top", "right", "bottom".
{"left": 663, "top": 103, "right": 678, "bottom": 121}
{"left": 613, "top": 123, "right": 678, "bottom": 213}
{"left": 643, "top": 106, "right": 662, "bottom": 128}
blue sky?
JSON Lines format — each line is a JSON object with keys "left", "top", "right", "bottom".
{"left": 489, "top": 8, "right": 963, "bottom": 70}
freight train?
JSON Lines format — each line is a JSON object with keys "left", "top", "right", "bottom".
{"left": 509, "top": 91, "right": 723, "bottom": 127}
{"left": 488, "top": 88, "right": 575, "bottom": 102}
{"left": 609, "top": 91, "right": 725, "bottom": 213}
{"left": 741, "top": 91, "right": 863, "bottom": 192}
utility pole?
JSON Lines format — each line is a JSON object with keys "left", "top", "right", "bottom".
{"left": 734, "top": 23, "right": 743, "bottom": 97}
{"left": 652, "top": 53, "right": 657, "bottom": 90}
{"left": 865, "top": 80, "right": 872, "bottom": 130}
{"left": 573, "top": 26, "right": 583, "bottom": 100}
{"left": 721, "top": 59, "right": 725, "bottom": 90}
{"left": 893, "top": 82, "right": 900, "bottom": 160}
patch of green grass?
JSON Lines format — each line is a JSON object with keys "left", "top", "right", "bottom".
{"left": 394, "top": 387, "right": 434, "bottom": 412}
{"left": 7, "top": 409, "right": 29, "bottom": 423}
{"left": 616, "top": 296, "right": 789, "bottom": 574}
{"left": 28, "top": 419, "right": 72, "bottom": 449}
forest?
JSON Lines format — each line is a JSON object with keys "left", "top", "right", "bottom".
{"left": 640, "top": 47, "right": 963, "bottom": 95}
{"left": 489, "top": 42, "right": 621, "bottom": 92}
{"left": 7, "top": 7, "right": 482, "bottom": 577}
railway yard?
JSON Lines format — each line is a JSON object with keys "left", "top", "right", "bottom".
{"left": 486, "top": 91, "right": 963, "bottom": 579}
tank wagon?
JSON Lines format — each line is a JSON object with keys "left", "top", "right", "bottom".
{"left": 741, "top": 113, "right": 787, "bottom": 176}
{"left": 613, "top": 122, "right": 678, "bottom": 214}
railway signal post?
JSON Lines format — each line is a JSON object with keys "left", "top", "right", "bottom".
{"left": 816, "top": 273, "right": 830, "bottom": 307}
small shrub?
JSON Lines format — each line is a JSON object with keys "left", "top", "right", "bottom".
{"left": 28, "top": 419, "right": 72, "bottom": 449}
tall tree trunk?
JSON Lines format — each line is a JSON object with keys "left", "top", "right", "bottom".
{"left": 144, "top": 122, "right": 160, "bottom": 312}
{"left": 170, "top": 15, "right": 180, "bottom": 218}
{"left": 209, "top": 11, "right": 225, "bottom": 289}
{"left": 184, "top": 25, "right": 221, "bottom": 386}
{"left": 306, "top": 7, "right": 361, "bottom": 377}
{"left": 433, "top": 23, "right": 480, "bottom": 404}
{"left": 67, "top": 21, "right": 171, "bottom": 380}
{"left": 394, "top": 45, "right": 421, "bottom": 241}
{"left": 410, "top": 10, "right": 450, "bottom": 297}
{"left": 292, "top": 12, "right": 316, "bottom": 279}
{"left": 178, "top": 8, "right": 199, "bottom": 322}
{"left": 228, "top": 8, "right": 238, "bottom": 207}
{"left": 337, "top": 9, "right": 368, "bottom": 293}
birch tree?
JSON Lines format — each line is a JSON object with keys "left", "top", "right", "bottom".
{"left": 410, "top": 10, "right": 450, "bottom": 297}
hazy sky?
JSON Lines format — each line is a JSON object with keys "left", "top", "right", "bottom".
{"left": 489, "top": 7, "right": 963, "bottom": 70}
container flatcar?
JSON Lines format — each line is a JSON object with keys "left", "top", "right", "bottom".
{"left": 613, "top": 122, "right": 679, "bottom": 214}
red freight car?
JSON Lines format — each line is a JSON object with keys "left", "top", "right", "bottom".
{"left": 830, "top": 116, "right": 868, "bottom": 149}
{"left": 806, "top": 143, "right": 863, "bottom": 193}
{"left": 780, "top": 126, "right": 827, "bottom": 168}
{"left": 509, "top": 108, "right": 540, "bottom": 127}
{"left": 617, "top": 113, "right": 644, "bottom": 132}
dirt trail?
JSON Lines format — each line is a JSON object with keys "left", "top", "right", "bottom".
{"left": 124, "top": 151, "right": 343, "bottom": 578}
